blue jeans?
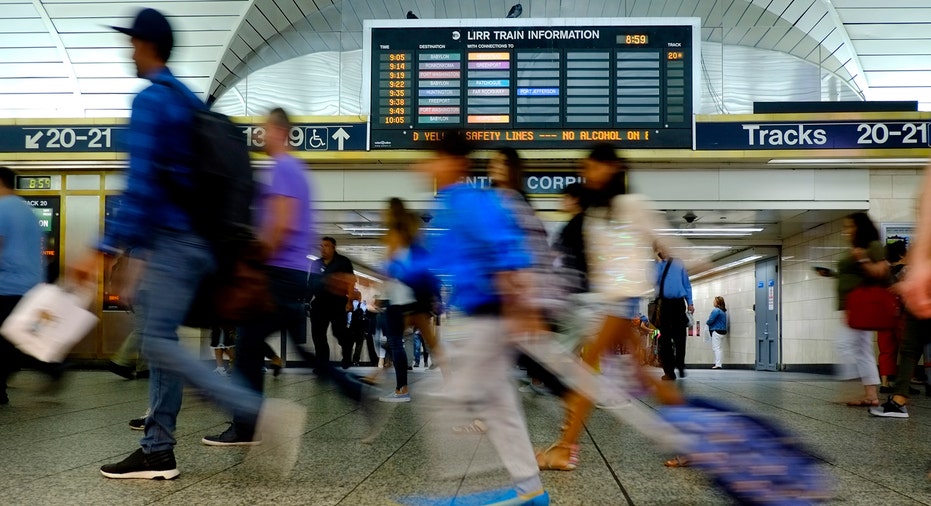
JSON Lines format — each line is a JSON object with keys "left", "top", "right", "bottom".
{"left": 137, "top": 230, "right": 264, "bottom": 453}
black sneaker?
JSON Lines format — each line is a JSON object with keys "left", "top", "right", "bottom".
{"left": 202, "top": 423, "right": 260, "bottom": 446}
{"left": 869, "top": 398, "right": 909, "bottom": 418}
{"left": 129, "top": 416, "right": 146, "bottom": 431}
{"left": 100, "top": 448, "right": 179, "bottom": 480}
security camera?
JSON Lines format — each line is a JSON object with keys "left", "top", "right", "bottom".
{"left": 683, "top": 211, "right": 698, "bottom": 224}
{"left": 421, "top": 213, "right": 433, "bottom": 224}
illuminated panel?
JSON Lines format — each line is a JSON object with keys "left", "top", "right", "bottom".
{"left": 365, "top": 19, "right": 698, "bottom": 149}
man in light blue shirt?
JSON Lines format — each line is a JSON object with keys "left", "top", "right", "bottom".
{"left": 654, "top": 243, "right": 693, "bottom": 380}
{"left": 413, "top": 130, "right": 549, "bottom": 506}
{"left": 0, "top": 166, "right": 43, "bottom": 405}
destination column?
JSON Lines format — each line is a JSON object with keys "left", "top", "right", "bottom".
{"left": 417, "top": 51, "right": 463, "bottom": 126}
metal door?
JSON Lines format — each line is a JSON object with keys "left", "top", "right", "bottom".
{"left": 755, "top": 258, "right": 779, "bottom": 371}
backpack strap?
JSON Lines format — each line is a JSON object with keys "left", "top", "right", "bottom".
{"left": 657, "top": 259, "right": 673, "bottom": 299}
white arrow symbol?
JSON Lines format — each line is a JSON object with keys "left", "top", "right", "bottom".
{"left": 332, "top": 127, "right": 350, "bottom": 151}
{"left": 25, "top": 131, "right": 43, "bottom": 149}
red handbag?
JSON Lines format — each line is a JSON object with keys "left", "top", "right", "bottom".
{"left": 845, "top": 286, "right": 899, "bottom": 331}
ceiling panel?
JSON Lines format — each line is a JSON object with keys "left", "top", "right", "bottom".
{"left": 737, "top": 26, "right": 771, "bottom": 46}
{"left": 0, "top": 32, "right": 55, "bottom": 47}
{"left": 853, "top": 39, "right": 931, "bottom": 55}
{"left": 0, "top": 18, "right": 47, "bottom": 32}
{"left": 834, "top": 0, "right": 931, "bottom": 6}
{"left": 860, "top": 55, "right": 931, "bottom": 71}
{"left": 0, "top": 78, "right": 73, "bottom": 94}
{"left": 0, "top": 62, "right": 68, "bottom": 78}
{"left": 43, "top": 2, "right": 248, "bottom": 17}
{"left": 781, "top": 0, "right": 817, "bottom": 24}
{"left": 847, "top": 23, "right": 931, "bottom": 39}
{"left": 866, "top": 70, "right": 931, "bottom": 87}
{"left": 0, "top": 0, "right": 928, "bottom": 116}
{"left": 0, "top": 3, "right": 39, "bottom": 17}
{"left": 838, "top": 8, "right": 931, "bottom": 23}
{"left": 258, "top": 2, "right": 292, "bottom": 31}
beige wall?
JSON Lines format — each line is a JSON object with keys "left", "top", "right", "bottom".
{"left": 781, "top": 220, "right": 847, "bottom": 365}
{"left": 687, "top": 264, "right": 757, "bottom": 366}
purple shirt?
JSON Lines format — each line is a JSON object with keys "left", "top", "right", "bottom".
{"left": 258, "top": 153, "right": 313, "bottom": 271}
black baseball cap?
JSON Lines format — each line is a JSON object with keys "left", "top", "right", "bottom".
{"left": 111, "top": 8, "right": 173, "bottom": 59}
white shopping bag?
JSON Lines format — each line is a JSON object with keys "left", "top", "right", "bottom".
{"left": 0, "top": 283, "right": 98, "bottom": 363}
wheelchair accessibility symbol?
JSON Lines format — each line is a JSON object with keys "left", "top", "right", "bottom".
{"left": 306, "top": 128, "right": 328, "bottom": 150}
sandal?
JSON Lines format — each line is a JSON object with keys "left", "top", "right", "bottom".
{"left": 845, "top": 399, "right": 880, "bottom": 407}
{"left": 535, "top": 443, "right": 580, "bottom": 471}
{"left": 664, "top": 455, "right": 689, "bottom": 468}
{"left": 452, "top": 419, "right": 487, "bottom": 435}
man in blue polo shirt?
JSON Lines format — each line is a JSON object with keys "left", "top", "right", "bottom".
{"left": 654, "top": 243, "right": 694, "bottom": 380}
{"left": 413, "top": 131, "right": 549, "bottom": 506}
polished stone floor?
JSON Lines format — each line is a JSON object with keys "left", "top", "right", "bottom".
{"left": 0, "top": 366, "right": 929, "bottom": 505}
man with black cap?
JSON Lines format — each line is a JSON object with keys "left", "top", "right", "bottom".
{"left": 72, "top": 8, "right": 305, "bottom": 480}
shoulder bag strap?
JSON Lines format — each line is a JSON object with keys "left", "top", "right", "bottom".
{"left": 657, "top": 259, "right": 673, "bottom": 299}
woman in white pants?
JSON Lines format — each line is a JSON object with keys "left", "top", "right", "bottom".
{"left": 828, "top": 213, "right": 889, "bottom": 407}
{"left": 706, "top": 296, "right": 727, "bottom": 369}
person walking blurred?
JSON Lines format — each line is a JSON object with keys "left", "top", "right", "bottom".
{"left": 829, "top": 213, "right": 888, "bottom": 407}
{"left": 73, "top": 10, "right": 303, "bottom": 479}
{"left": 412, "top": 131, "right": 549, "bottom": 505}
{"left": 0, "top": 166, "right": 43, "bottom": 405}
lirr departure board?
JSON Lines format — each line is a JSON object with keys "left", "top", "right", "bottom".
{"left": 363, "top": 18, "right": 699, "bottom": 150}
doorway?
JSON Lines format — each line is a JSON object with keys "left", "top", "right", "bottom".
{"left": 755, "top": 257, "right": 779, "bottom": 371}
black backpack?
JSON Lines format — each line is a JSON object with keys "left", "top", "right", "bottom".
{"left": 154, "top": 78, "right": 254, "bottom": 240}
{"left": 156, "top": 79, "right": 271, "bottom": 327}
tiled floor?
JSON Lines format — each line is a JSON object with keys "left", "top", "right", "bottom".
{"left": 1, "top": 367, "right": 929, "bottom": 505}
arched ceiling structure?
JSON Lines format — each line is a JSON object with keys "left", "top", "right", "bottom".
{"left": 1, "top": 0, "right": 929, "bottom": 117}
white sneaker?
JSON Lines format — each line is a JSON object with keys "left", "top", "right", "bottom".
{"left": 213, "top": 367, "right": 228, "bottom": 376}
{"left": 379, "top": 391, "right": 411, "bottom": 403}
{"left": 249, "top": 399, "right": 307, "bottom": 477}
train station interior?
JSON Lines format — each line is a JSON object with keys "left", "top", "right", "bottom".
{"left": 1, "top": 0, "right": 930, "bottom": 504}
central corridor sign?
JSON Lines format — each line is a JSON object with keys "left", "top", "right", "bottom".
{"left": 696, "top": 119, "right": 931, "bottom": 150}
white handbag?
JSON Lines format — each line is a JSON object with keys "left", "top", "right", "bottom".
{"left": 0, "top": 283, "right": 98, "bottom": 363}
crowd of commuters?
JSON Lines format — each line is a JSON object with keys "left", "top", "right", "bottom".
{"left": 3, "top": 6, "right": 931, "bottom": 503}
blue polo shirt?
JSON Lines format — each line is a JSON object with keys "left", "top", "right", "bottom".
{"left": 426, "top": 183, "right": 531, "bottom": 315}
{"left": 655, "top": 258, "right": 693, "bottom": 305}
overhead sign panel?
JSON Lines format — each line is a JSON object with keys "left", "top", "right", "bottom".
{"left": 696, "top": 120, "right": 931, "bottom": 150}
{"left": 364, "top": 18, "right": 700, "bottom": 149}
{"left": 0, "top": 121, "right": 367, "bottom": 153}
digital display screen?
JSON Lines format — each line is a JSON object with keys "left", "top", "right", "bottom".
{"left": 23, "top": 197, "right": 60, "bottom": 284}
{"left": 16, "top": 176, "right": 52, "bottom": 190}
{"left": 365, "top": 18, "right": 698, "bottom": 149}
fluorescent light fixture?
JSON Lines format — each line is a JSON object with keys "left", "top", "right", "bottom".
{"left": 657, "top": 232, "right": 753, "bottom": 237}
{"left": 655, "top": 228, "right": 763, "bottom": 233}
{"left": 690, "top": 255, "right": 763, "bottom": 281}
{"left": 339, "top": 226, "right": 389, "bottom": 232}
{"left": 355, "top": 271, "right": 383, "bottom": 282}
{"left": 768, "top": 158, "right": 926, "bottom": 166}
